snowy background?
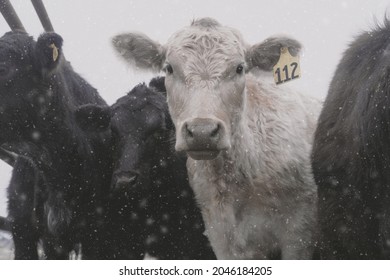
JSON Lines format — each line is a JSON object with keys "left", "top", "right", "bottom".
{"left": 0, "top": 0, "right": 390, "bottom": 218}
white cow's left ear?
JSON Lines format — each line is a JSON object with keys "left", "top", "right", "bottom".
{"left": 246, "top": 36, "right": 302, "bottom": 71}
{"left": 112, "top": 32, "right": 165, "bottom": 72}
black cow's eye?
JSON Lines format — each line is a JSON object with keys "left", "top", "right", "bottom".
{"left": 236, "top": 64, "right": 244, "bottom": 74}
{"left": 164, "top": 64, "right": 173, "bottom": 74}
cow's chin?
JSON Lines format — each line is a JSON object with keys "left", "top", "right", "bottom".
{"left": 187, "top": 150, "right": 220, "bottom": 160}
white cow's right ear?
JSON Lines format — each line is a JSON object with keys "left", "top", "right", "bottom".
{"left": 112, "top": 32, "right": 165, "bottom": 72}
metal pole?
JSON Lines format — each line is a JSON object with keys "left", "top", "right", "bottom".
{"left": 0, "top": 0, "right": 26, "bottom": 32}
{"left": 31, "top": 0, "right": 54, "bottom": 32}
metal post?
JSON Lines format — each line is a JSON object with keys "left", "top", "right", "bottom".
{"left": 0, "top": 0, "right": 26, "bottom": 32}
{"left": 31, "top": 0, "right": 54, "bottom": 32}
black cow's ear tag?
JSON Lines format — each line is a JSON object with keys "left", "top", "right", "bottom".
{"left": 49, "top": 43, "right": 59, "bottom": 62}
{"left": 273, "top": 47, "right": 301, "bottom": 85}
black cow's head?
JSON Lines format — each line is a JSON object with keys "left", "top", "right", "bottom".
{"left": 75, "top": 77, "right": 172, "bottom": 191}
{"left": 0, "top": 31, "right": 63, "bottom": 144}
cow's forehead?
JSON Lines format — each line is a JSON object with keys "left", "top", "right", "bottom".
{"left": 165, "top": 23, "right": 247, "bottom": 62}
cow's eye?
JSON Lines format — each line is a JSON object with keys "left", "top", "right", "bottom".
{"left": 164, "top": 64, "right": 173, "bottom": 75}
{"left": 236, "top": 64, "right": 244, "bottom": 74}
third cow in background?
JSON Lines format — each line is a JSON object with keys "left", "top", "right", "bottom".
{"left": 312, "top": 20, "right": 390, "bottom": 259}
{"left": 76, "top": 77, "right": 215, "bottom": 259}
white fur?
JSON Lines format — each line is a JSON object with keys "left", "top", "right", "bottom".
{"left": 187, "top": 75, "right": 321, "bottom": 259}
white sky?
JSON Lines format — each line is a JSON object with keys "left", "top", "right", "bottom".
{"left": 0, "top": 0, "right": 390, "bottom": 216}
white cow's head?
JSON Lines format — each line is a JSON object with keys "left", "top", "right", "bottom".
{"left": 112, "top": 18, "right": 301, "bottom": 160}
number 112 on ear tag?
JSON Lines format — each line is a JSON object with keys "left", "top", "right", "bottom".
{"left": 273, "top": 47, "right": 301, "bottom": 85}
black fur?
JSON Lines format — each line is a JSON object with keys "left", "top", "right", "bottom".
{"left": 312, "top": 20, "right": 390, "bottom": 259}
{"left": 76, "top": 77, "right": 216, "bottom": 259}
{"left": 0, "top": 31, "right": 112, "bottom": 259}
{"left": 6, "top": 157, "right": 42, "bottom": 259}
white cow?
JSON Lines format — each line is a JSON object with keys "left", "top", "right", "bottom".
{"left": 112, "top": 18, "right": 321, "bottom": 259}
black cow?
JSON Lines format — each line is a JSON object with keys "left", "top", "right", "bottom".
{"left": 312, "top": 20, "right": 390, "bottom": 259}
{"left": 0, "top": 31, "right": 113, "bottom": 259}
{"left": 76, "top": 77, "right": 216, "bottom": 259}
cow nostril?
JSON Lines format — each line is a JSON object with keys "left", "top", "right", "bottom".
{"left": 210, "top": 124, "right": 220, "bottom": 138}
{"left": 186, "top": 124, "right": 194, "bottom": 138}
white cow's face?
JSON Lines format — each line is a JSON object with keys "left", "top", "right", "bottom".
{"left": 112, "top": 17, "right": 302, "bottom": 160}
{"left": 162, "top": 20, "right": 247, "bottom": 159}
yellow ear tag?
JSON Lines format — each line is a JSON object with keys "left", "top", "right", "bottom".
{"left": 273, "top": 47, "right": 301, "bottom": 85}
{"left": 49, "top": 43, "right": 59, "bottom": 62}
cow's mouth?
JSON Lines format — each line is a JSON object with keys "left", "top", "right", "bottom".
{"left": 187, "top": 150, "right": 220, "bottom": 160}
